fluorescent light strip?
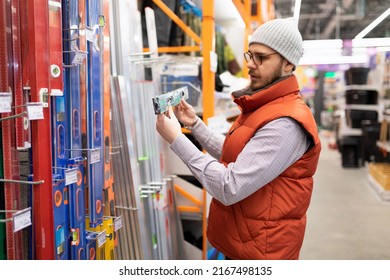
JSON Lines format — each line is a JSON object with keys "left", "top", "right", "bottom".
{"left": 302, "top": 38, "right": 389, "bottom": 49}
{"left": 377, "top": 46, "right": 390, "bottom": 52}
{"left": 304, "top": 49, "right": 343, "bottom": 56}
{"left": 300, "top": 55, "right": 368, "bottom": 65}
{"left": 303, "top": 39, "right": 343, "bottom": 49}
{"left": 352, "top": 47, "right": 368, "bottom": 54}
{"left": 355, "top": 8, "right": 390, "bottom": 39}
{"left": 352, "top": 37, "right": 390, "bottom": 48}
{"left": 293, "top": 0, "right": 302, "bottom": 23}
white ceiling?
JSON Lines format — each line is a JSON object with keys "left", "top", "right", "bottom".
{"left": 273, "top": 0, "right": 390, "bottom": 40}
{"left": 195, "top": 0, "right": 389, "bottom": 39}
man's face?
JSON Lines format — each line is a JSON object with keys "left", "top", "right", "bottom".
{"left": 246, "top": 43, "right": 285, "bottom": 91}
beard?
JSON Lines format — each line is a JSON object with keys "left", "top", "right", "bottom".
{"left": 249, "top": 63, "right": 284, "bottom": 91}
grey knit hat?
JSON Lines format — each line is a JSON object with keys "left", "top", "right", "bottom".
{"left": 249, "top": 17, "right": 303, "bottom": 66}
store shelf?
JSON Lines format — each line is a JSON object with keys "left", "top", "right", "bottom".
{"left": 344, "top": 104, "right": 381, "bottom": 111}
{"left": 337, "top": 100, "right": 383, "bottom": 139}
{"left": 376, "top": 141, "right": 390, "bottom": 152}
{"left": 345, "top": 103, "right": 384, "bottom": 122}
{"left": 345, "top": 84, "right": 381, "bottom": 91}
{"left": 173, "top": 176, "right": 205, "bottom": 221}
{"left": 338, "top": 113, "right": 362, "bottom": 138}
{"left": 367, "top": 174, "right": 390, "bottom": 202}
{"left": 382, "top": 108, "right": 390, "bottom": 122}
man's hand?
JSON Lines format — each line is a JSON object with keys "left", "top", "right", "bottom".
{"left": 156, "top": 106, "right": 182, "bottom": 144}
{"left": 174, "top": 99, "right": 197, "bottom": 127}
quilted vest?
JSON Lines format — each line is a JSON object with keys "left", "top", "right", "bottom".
{"left": 207, "top": 75, "right": 321, "bottom": 260}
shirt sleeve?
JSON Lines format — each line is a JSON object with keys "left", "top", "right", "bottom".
{"left": 189, "top": 117, "right": 225, "bottom": 160}
{"left": 170, "top": 117, "right": 310, "bottom": 206}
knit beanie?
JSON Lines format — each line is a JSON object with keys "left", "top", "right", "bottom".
{"left": 249, "top": 17, "right": 303, "bottom": 66}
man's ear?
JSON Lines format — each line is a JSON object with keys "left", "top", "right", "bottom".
{"left": 284, "top": 61, "right": 295, "bottom": 73}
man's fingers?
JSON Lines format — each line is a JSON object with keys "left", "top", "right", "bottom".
{"left": 157, "top": 113, "right": 164, "bottom": 120}
{"left": 168, "top": 106, "right": 176, "bottom": 120}
{"left": 173, "top": 104, "right": 181, "bottom": 114}
{"left": 180, "top": 99, "right": 190, "bottom": 108}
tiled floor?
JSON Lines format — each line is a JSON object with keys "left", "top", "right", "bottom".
{"left": 300, "top": 133, "right": 390, "bottom": 259}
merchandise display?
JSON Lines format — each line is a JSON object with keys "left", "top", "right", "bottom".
{"left": 64, "top": 0, "right": 87, "bottom": 260}
{"left": 0, "top": 0, "right": 389, "bottom": 263}
{"left": 1, "top": 0, "right": 23, "bottom": 260}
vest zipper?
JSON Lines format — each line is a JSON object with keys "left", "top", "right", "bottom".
{"left": 229, "top": 125, "right": 238, "bottom": 135}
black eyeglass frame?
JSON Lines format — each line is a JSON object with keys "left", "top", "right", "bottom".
{"left": 243, "top": 51, "right": 279, "bottom": 66}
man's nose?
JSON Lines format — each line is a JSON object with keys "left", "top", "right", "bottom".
{"left": 246, "top": 60, "right": 257, "bottom": 69}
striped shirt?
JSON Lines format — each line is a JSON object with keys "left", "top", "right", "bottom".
{"left": 170, "top": 117, "right": 311, "bottom": 206}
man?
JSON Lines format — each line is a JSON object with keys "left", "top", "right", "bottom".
{"left": 156, "top": 17, "right": 321, "bottom": 260}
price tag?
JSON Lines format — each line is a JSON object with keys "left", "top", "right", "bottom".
{"left": 114, "top": 216, "right": 123, "bottom": 231}
{"left": 86, "top": 27, "right": 94, "bottom": 42}
{"left": 96, "top": 229, "right": 107, "bottom": 248}
{"left": 65, "top": 168, "right": 78, "bottom": 186}
{"left": 48, "top": 0, "right": 61, "bottom": 10}
{"left": 155, "top": 183, "right": 167, "bottom": 210}
{"left": 72, "top": 51, "right": 87, "bottom": 65}
{"left": 50, "top": 89, "right": 63, "bottom": 96}
{"left": 0, "top": 92, "right": 12, "bottom": 113}
{"left": 210, "top": 51, "right": 218, "bottom": 73}
{"left": 26, "top": 102, "right": 44, "bottom": 120}
{"left": 13, "top": 208, "right": 32, "bottom": 233}
{"left": 90, "top": 148, "right": 101, "bottom": 164}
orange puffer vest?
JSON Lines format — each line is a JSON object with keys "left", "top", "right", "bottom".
{"left": 207, "top": 75, "right": 321, "bottom": 260}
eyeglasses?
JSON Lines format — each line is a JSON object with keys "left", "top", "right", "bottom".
{"left": 243, "top": 51, "right": 279, "bottom": 66}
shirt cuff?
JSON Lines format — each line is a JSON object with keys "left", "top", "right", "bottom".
{"left": 170, "top": 134, "right": 202, "bottom": 163}
{"left": 191, "top": 117, "right": 210, "bottom": 139}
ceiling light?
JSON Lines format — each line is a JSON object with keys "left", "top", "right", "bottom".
{"left": 303, "top": 39, "right": 343, "bottom": 50}
{"left": 352, "top": 37, "right": 390, "bottom": 48}
{"left": 377, "top": 46, "right": 390, "bottom": 52}
{"left": 300, "top": 55, "right": 368, "bottom": 65}
{"left": 293, "top": 0, "right": 302, "bottom": 23}
{"left": 354, "top": 8, "right": 390, "bottom": 39}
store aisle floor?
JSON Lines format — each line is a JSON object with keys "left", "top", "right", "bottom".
{"left": 300, "top": 133, "right": 390, "bottom": 260}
